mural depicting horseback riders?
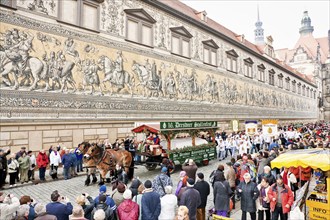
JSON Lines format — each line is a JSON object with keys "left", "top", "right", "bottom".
{"left": 131, "top": 59, "right": 163, "bottom": 98}
{"left": 98, "top": 50, "right": 134, "bottom": 96}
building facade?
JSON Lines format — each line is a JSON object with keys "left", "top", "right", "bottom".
{"left": 275, "top": 11, "right": 330, "bottom": 120}
{"left": 0, "top": 0, "right": 317, "bottom": 151}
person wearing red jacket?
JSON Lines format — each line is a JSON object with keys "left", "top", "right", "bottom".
{"left": 117, "top": 189, "right": 139, "bottom": 220}
{"left": 36, "top": 149, "right": 49, "bottom": 181}
{"left": 267, "top": 175, "right": 294, "bottom": 220}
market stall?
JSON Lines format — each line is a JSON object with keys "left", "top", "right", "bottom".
{"left": 271, "top": 148, "right": 330, "bottom": 220}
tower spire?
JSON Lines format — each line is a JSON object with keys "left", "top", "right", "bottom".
{"left": 254, "top": 4, "right": 264, "bottom": 45}
{"left": 299, "top": 11, "right": 314, "bottom": 36}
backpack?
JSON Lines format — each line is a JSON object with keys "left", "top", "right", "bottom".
{"left": 209, "top": 170, "right": 216, "bottom": 184}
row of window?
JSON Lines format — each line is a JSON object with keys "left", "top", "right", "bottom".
{"left": 1, "top": 0, "right": 316, "bottom": 99}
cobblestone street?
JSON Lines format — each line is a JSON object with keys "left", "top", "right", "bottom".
{"left": 2, "top": 158, "right": 246, "bottom": 219}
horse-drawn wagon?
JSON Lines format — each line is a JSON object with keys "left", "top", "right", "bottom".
{"left": 131, "top": 121, "right": 218, "bottom": 173}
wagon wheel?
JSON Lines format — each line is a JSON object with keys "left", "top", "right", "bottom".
{"left": 145, "top": 163, "right": 157, "bottom": 171}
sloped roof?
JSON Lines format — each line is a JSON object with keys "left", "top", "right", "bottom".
{"left": 276, "top": 34, "right": 329, "bottom": 64}
{"left": 148, "top": 0, "right": 315, "bottom": 86}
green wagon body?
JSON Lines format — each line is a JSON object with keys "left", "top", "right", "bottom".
{"left": 168, "top": 144, "right": 216, "bottom": 165}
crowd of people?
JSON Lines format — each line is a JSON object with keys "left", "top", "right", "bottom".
{"left": 0, "top": 145, "right": 86, "bottom": 189}
{"left": 0, "top": 122, "right": 329, "bottom": 220}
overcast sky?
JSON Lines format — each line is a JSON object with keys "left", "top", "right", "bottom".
{"left": 181, "top": 0, "right": 329, "bottom": 49}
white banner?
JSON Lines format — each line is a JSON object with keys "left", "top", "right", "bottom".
{"left": 262, "top": 124, "right": 278, "bottom": 137}
{"left": 245, "top": 121, "right": 258, "bottom": 136}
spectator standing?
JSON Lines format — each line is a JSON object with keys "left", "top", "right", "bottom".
{"left": 259, "top": 166, "right": 276, "bottom": 186}
{"left": 75, "top": 147, "right": 84, "bottom": 173}
{"left": 269, "top": 139, "right": 279, "bottom": 151}
{"left": 129, "top": 178, "right": 142, "bottom": 198}
{"left": 194, "top": 173, "right": 210, "bottom": 220}
{"left": 0, "top": 192, "right": 20, "bottom": 220}
{"left": 179, "top": 178, "right": 201, "bottom": 220}
{"left": 0, "top": 148, "right": 11, "bottom": 189}
{"left": 69, "top": 205, "right": 88, "bottom": 220}
{"left": 257, "top": 152, "right": 270, "bottom": 182}
{"left": 8, "top": 153, "right": 19, "bottom": 187}
{"left": 34, "top": 203, "right": 57, "bottom": 220}
{"left": 300, "top": 166, "right": 312, "bottom": 187}
{"left": 36, "top": 149, "right": 49, "bottom": 181}
{"left": 19, "top": 195, "right": 36, "bottom": 220}
{"left": 159, "top": 186, "right": 177, "bottom": 220}
{"left": 237, "top": 173, "right": 259, "bottom": 220}
{"left": 27, "top": 151, "right": 36, "bottom": 181}
{"left": 225, "top": 162, "right": 236, "bottom": 209}
{"left": 213, "top": 172, "right": 232, "bottom": 217}
{"left": 256, "top": 177, "right": 271, "bottom": 220}
{"left": 182, "top": 159, "right": 198, "bottom": 181}
{"left": 94, "top": 185, "right": 117, "bottom": 211}
{"left": 141, "top": 180, "right": 161, "bottom": 220}
{"left": 280, "top": 167, "right": 297, "bottom": 192}
{"left": 132, "top": 184, "right": 145, "bottom": 220}
{"left": 61, "top": 149, "right": 73, "bottom": 180}
{"left": 111, "top": 182, "right": 126, "bottom": 206}
{"left": 15, "top": 147, "right": 27, "bottom": 160}
{"left": 114, "top": 164, "right": 128, "bottom": 185}
{"left": 15, "top": 204, "right": 30, "bottom": 220}
{"left": 174, "top": 206, "right": 189, "bottom": 220}
{"left": 117, "top": 189, "right": 139, "bottom": 220}
{"left": 18, "top": 152, "right": 30, "bottom": 184}
{"left": 76, "top": 193, "right": 95, "bottom": 220}
{"left": 268, "top": 175, "right": 294, "bottom": 220}
{"left": 46, "top": 190, "right": 73, "bottom": 220}
{"left": 152, "top": 167, "right": 173, "bottom": 197}
{"left": 70, "top": 149, "right": 78, "bottom": 177}
{"left": 91, "top": 195, "right": 115, "bottom": 220}
{"left": 175, "top": 171, "right": 188, "bottom": 197}
{"left": 50, "top": 148, "right": 61, "bottom": 180}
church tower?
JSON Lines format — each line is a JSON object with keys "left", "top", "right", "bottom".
{"left": 254, "top": 5, "right": 264, "bottom": 45}
{"left": 299, "top": 11, "right": 314, "bottom": 36}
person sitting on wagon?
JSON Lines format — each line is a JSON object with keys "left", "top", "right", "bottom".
{"left": 153, "top": 134, "right": 160, "bottom": 145}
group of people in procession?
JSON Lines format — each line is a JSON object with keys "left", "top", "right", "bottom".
{"left": 0, "top": 121, "right": 329, "bottom": 220}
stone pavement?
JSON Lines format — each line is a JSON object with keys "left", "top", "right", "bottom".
{"left": 1, "top": 158, "right": 246, "bottom": 219}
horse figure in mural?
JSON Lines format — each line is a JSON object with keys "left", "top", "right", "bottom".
{"left": 98, "top": 55, "right": 134, "bottom": 96}
{"left": 0, "top": 51, "right": 50, "bottom": 91}
{"left": 84, "top": 143, "right": 133, "bottom": 185}
{"left": 131, "top": 60, "right": 163, "bottom": 97}
{"left": 77, "top": 142, "right": 98, "bottom": 186}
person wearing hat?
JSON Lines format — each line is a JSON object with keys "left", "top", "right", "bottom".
{"left": 93, "top": 185, "right": 117, "bottom": 212}
{"left": 117, "top": 189, "right": 139, "bottom": 220}
{"left": 225, "top": 162, "right": 236, "bottom": 209}
{"left": 15, "top": 147, "right": 26, "bottom": 160}
{"left": 194, "top": 173, "right": 210, "bottom": 220}
{"left": 141, "top": 180, "right": 161, "bottom": 220}
{"left": 91, "top": 194, "right": 115, "bottom": 220}
{"left": 18, "top": 152, "right": 30, "bottom": 184}
{"left": 46, "top": 190, "right": 73, "bottom": 220}
{"left": 267, "top": 174, "right": 294, "bottom": 220}
{"left": 182, "top": 159, "right": 198, "bottom": 181}
{"left": 111, "top": 182, "right": 126, "bottom": 206}
{"left": 8, "top": 153, "right": 19, "bottom": 187}
{"left": 175, "top": 171, "right": 188, "bottom": 197}
{"left": 179, "top": 178, "right": 201, "bottom": 220}
{"left": 0, "top": 192, "right": 20, "bottom": 220}
{"left": 152, "top": 167, "right": 173, "bottom": 197}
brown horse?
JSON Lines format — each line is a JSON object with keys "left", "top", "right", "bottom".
{"left": 84, "top": 144, "right": 132, "bottom": 184}
{"left": 77, "top": 142, "right": 98, "bottom": 186}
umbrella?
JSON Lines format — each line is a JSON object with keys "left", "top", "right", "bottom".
{"left": 271, "top": 148, "right": 330, "bottom": 171}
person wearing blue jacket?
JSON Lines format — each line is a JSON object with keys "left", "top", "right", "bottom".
{"left": 94, "top": 185, "right": 117, "bottom": 211}
{"left": 70, "top": 149, "right": 77, "bottom": 177}
{"left": 141, "top": 180, "right": 161, "bottom": 220}
{"left": 61, "top": 149, "right": 72, "bottom": 180}
{"left": 46, "top": 190, "right": 73, "bottom": 220}
{"left": 74, "top": 147, "right": 83, "bottom": 173}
